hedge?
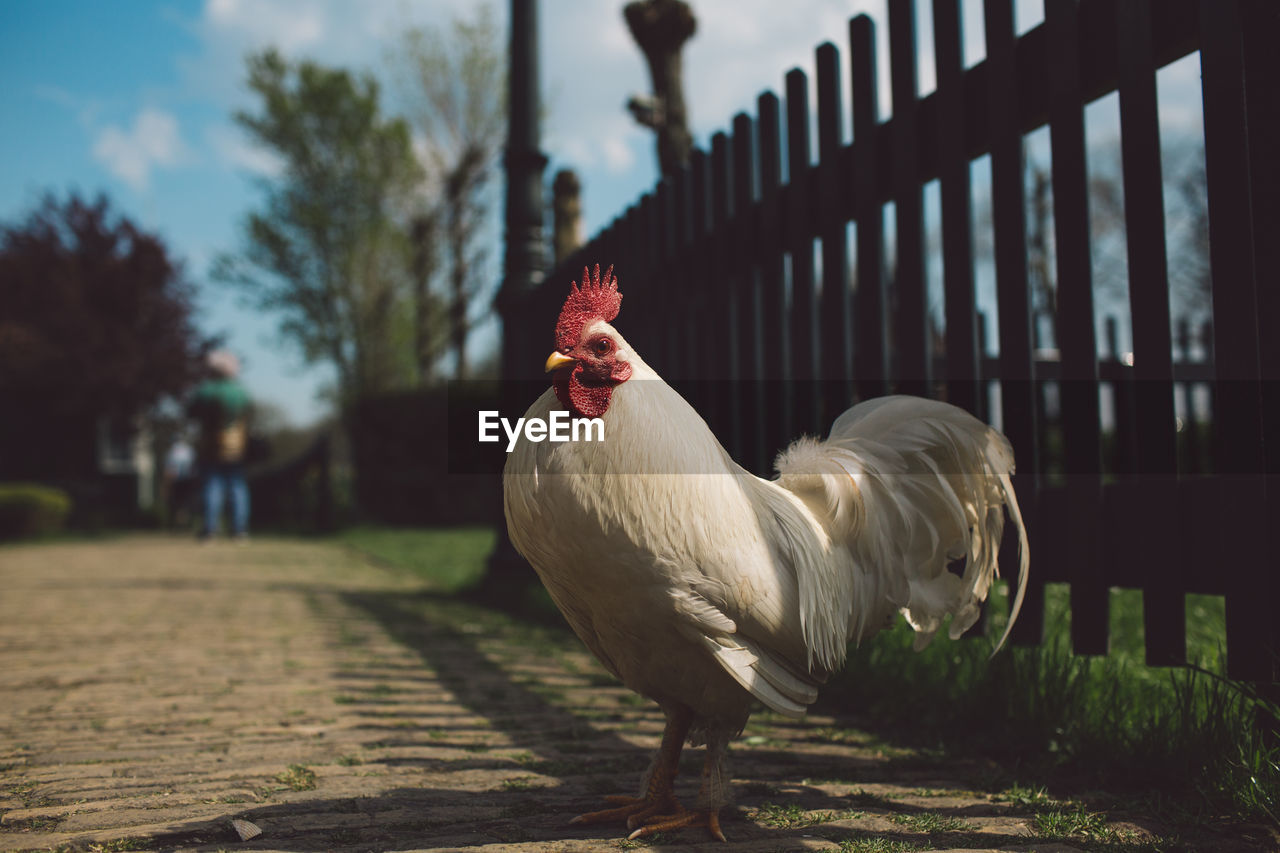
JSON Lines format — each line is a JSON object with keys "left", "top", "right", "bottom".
{"left": 0, "top": 483, "right": 72, "bottom": 540}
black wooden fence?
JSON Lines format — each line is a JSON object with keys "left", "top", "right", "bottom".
{"left": 509, "top": 0, "right": 1278, "bottom": 683}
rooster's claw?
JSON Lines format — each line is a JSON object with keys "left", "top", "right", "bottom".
{"left": 570, "top": 795, "right": 726, "bottom": 842}
{"left": 627, "top": 804, "right": 725, "bottom": 842}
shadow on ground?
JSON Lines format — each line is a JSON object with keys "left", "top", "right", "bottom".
{"left": 98, "top": 588, "right": 1208, "bottom": 852}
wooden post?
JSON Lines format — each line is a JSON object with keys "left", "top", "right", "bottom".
{"left": 551, "top": 169, "right": 582, "bottom": 266}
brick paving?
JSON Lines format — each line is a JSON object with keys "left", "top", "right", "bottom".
{"left": 0, "top": 536, "right": 1270, "bottom": 852}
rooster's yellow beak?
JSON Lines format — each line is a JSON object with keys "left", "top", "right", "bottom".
{"left": 545, "top": 351, "right": 575, "bottom": 373}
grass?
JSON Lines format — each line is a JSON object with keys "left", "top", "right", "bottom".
{"left": 887, "top": 812, "right": 976, "bottom": 833}
{"left": 751, "top": 802, "right": 863, "bottom": 829}
{"left": 274, "top": 764, "right": 317, "bottom": 791}
{"left": 836, "top": 840, "right": 921, "bottom": 853}
{"left": 821, "top": 582, "right": 1280, "bottom": 828}
{"left": 750, "top": 802, "right": 816, "bottom": 828}
{"left": 85, "top": 841, "right": 151, "bottom": 852}
{"left": 336, "top": 525, "right": 495, "bottom": 593}
{"left": 1032, "top": 803, "right": 1111, "bottom": 838}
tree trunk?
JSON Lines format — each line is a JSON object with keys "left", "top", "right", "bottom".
{"left": 448, "top": 200, "right": 468, "bottom": 380}
{"left": 624, "top": 0, "right": 696, "bottom": 177}
{"left": 411, "top": 214, "right": 439, "bottom": 384}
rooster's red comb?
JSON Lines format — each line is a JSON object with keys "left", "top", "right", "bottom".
{"left": 555, "top": 264, "right": 622, "bottom": 351}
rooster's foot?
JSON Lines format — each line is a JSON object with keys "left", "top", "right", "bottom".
{"left": 626, "top": 803, "right": 725, "bottom": 843}
{"left": 569, "top": 794, "right": 676, "bottom": 827}
{"left": 570, "top": 796, "right": 726, "bottom": 842}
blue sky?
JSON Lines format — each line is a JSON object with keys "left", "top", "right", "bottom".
{"left": 0, "top": 0, "right": 1204, "bottom": 426}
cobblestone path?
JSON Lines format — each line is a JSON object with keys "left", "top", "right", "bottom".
{"left": 0, "top": 537, "right": 1270, "bottom": 852}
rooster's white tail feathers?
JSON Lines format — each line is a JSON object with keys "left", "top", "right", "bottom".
{"left": 775, "top": 396, "right": 1029, "bottom": 666}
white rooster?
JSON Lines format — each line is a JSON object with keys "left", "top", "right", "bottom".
{"left": 503, "top": 265, "right": 1029, "bottom": 841}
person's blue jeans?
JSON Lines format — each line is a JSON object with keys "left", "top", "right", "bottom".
{"left": 201, "top": 463, "right": 250, "bottom": 537}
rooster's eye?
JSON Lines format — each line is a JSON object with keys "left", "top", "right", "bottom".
{"left": 592, "top": 338, "right": 612, "bottom": 355}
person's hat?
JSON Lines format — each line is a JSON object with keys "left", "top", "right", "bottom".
{"left": 207, "top": 349, "right": 240, "bottom": 378}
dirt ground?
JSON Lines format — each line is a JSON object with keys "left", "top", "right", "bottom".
{"left": 0, "top": 536, "right": 1273, "bottom": 853}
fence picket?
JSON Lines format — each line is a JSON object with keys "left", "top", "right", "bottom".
{"left": 1200, "top": 0, "right": 1271, "bottom": 682}
{"left": 786, "top": 69, "right": 821, "bottom": 437}
{"left": 985, "top": 0, "right": 1043, "bottom": 644}
{"left": 816, "top": 42, "right": 854, "bottom": 426}
{"left": 732, "top": 112, "right": 768, "bottom": 474}
{"left": 1241, "top": 0, "right": 1280, "bottom": 685}
{"left": 689, "top": 149, "right": 713, "bottom": 421}
{"left": 1117, "top": 0, "right": 1184, "bottom": 667}
{"left": 932, "top": 0, "right": 982, "bottom": 421}
{"left": 850, "top": 15, "right": 890, "bottom": 401}
{"left": 637, "top": 193, "right": 658, "bottom": 348}
{"left": 889, "top": 0, "right": 930, "bottom": 396}
{"left": 673, "top": 162, "right": 695, "bottom": 390}
{"left": 1045, "top": 0, "right": 1107, "bottom": 656}
{"left": 758, "top": 92, "right": 791, "bottom": 456}
{"left": 711, "top": 132, "right": 740, "bottom": 458}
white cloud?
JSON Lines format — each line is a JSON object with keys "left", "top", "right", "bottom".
{"left": 33, "top": 84, "right": 106, "bottom": 129}
{"left": 91, "top": 108, "right": 188, "bottom": 192}
{"left": 601, "top": 134, "right": 638, "bottom": 174}
{"left": 207, "top": 124, "right": 285, "bottom": 177}
{"left": 202, "top": 0, "right": 327, "bottom": 54}
{"left": 680, "top": 0, "right": 888, "bottom": 137}
{"left": 548, "top": 111, "right": 644, "bottom": 177}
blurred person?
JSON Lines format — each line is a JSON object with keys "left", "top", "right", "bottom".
{"left": 188, "top": 350, "right": 252, "bottom": 541}
{"left": 163, "top": 433, "right": 196, "bottom": 529}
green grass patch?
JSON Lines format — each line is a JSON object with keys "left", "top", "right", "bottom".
{"left": 837, "top": 839, "right": 922, "bottom": 853}
{"left": 1032, "top": 803, "right": 1110, "bottom": 839}
{"left": 336, "top": 525, "right": 495, "bottom": 593}
{"left": 991, "top": 782, "right": 1056, "bottom": 810}
{"left": 887, "top": 812, "right": 976, "bottom": 833}
{"left": 751, "top": 802, "right": 861, "bottom": 829}
{"left": 274, "top": 763, "right": 317, "bottom": 791}
{"left": 85, "top": 838, "right": 151, "bottom": 852}
{"left": 822, "top": 583, "right": 1280, "bottom": 828}
{"left": 501, "top": 775, "right": 536, "bottom": 790}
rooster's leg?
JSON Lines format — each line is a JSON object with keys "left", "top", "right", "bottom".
{"left": 624, "top": 729, "right": 729, "bottom": 842}
{"left": 568, "top": 704, "right": 691, "bottom": 828}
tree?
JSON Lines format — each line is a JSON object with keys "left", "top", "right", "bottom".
{"left": 216, "top": 50, "right": 429, "bottom": 403}
{"left": 624, "top": 0, "right": 697, "bottom": 177}
{"left": 973, "top": 136, "right": 1212, "bottom": 354}
{"left": 389, "top": 5, "right": 506, "bottom": 379}
{"left": 0, "top": 192, "right": 211, "bottom": 477}
{"left": 1082, "top": 137, "right": 1212, "bottom": 326}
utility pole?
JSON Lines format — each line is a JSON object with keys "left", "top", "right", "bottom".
{"left": 486, "top": 0, "right": 548, "bottom": 594}
{"left": 499, "top": 0, "right": 548, "bottom": 377}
